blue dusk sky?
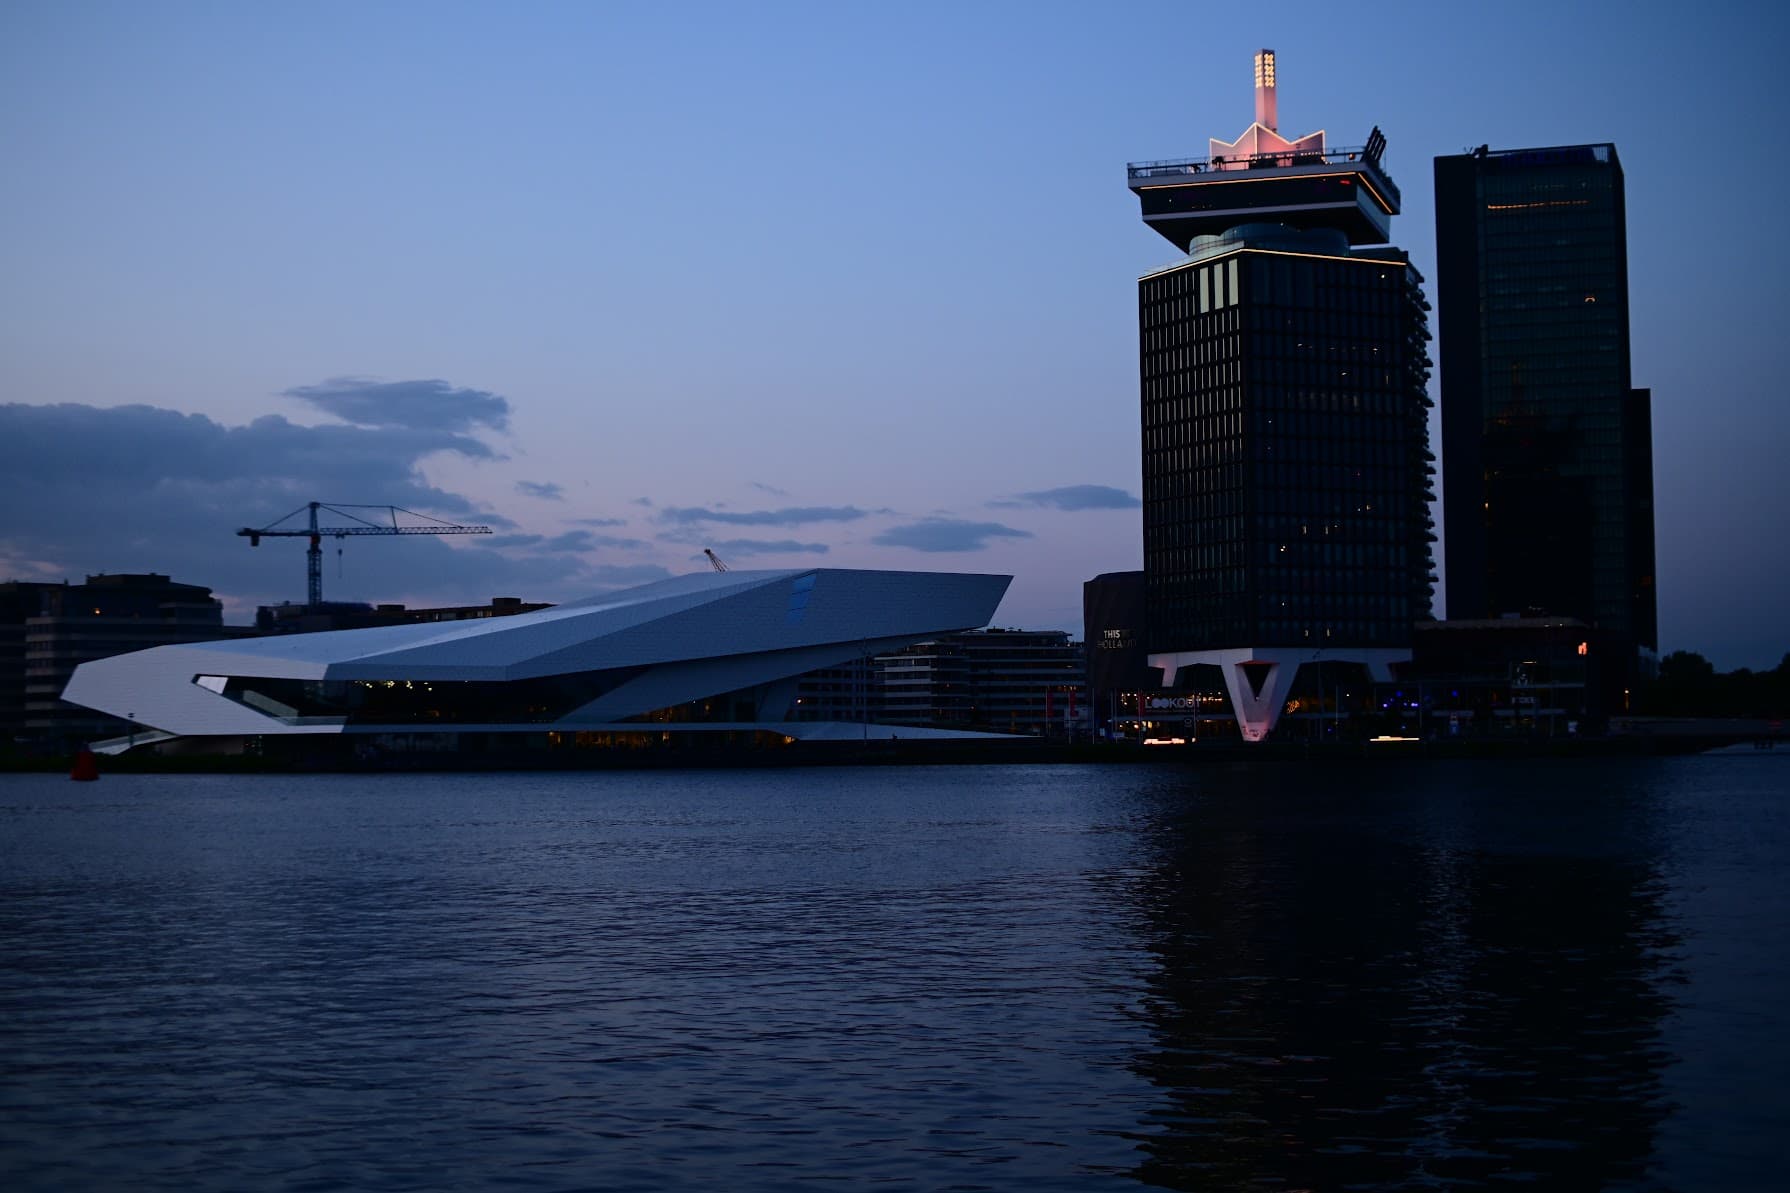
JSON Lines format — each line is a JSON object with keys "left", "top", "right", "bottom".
{"left": 2, "top": 1, "right": 1785, "bottom": 669}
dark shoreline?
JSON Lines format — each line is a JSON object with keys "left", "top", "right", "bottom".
{"left": 7, "top": 732, "right": 1781, "bottom": 775}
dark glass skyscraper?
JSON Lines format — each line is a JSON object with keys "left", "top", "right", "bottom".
{"left": 1127, "top": 51, "right": 1435, "bottom": 740}
{"left": 1434, "top": 145, "right": 1656, "bottom": 675}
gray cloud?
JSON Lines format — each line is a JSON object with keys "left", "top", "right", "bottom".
{"left": 694, "top": 538, "right": 829, "bottom": 558}
{"left": 542, "top": 531, "right": 597, "bottom": 552}
{"left": 570, "top": 516, "right": 627, "bottom": 527}
{"left": 588, "top": 564, "right": 674, "bottom": 587}
{"left": 659, "top": 505, "right": 869, "bottom": 527}
{"left": 748, "top": 481, "right": 791, "bottom": 498}
{"left": 0, "top": 401, "right": 646, "bottom": 614}
{"left": 991, "top": 484, "right": 1140, "bottom": 511}
{"left": 285, "top": 377, "right": 511, "bottom": 433}
{"left": 870, "top": 518, "right": 1033, "bottom": 552}
{"left": 475, "top": 530, "right": 651, "bottom": 553}
{"left": 579, "top": 534, "right": 651, "bottom": 551}
{"left": 515, "top": 480, "right": 564, "bottom": 501}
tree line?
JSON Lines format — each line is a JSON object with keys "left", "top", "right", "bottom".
{"left": 1632, "top": 651, "right": 1790, "bottom": 718}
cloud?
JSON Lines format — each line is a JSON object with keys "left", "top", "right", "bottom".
{"left": 696, "top": 538, "right": 829, "bottom": 558}
{"left": 476, "top": 530, "right": 651, "bottom": 553}
{"left": 870, "top": 518, "right": 1033, "bottom": 552}
{"left": 658, "top": 505, "right": 869, "bottom": 527}
{"left": 631, "top": 497, "right": 654, "bottom": 507}
{"left": 284, "top": 377, "right": 511, "bottom": 433}
{"left": 587, "top": 564, "right": 674, "bottom": 587}
{"left": 748, "top": 481, "right": 791, "bottom": 498}
{"left": 543, "top": 530, "right": 650, "bottom": 552}
{"left": 991, "top": 484, "right": 1140, "bottom": 511}
{"left": 573, "top": 533, "right": 651, "bottom": 551}
{"left": 0, "top": 401, "right": 623, "bottom": 615}
{"left": 570, "top": 516, "right": 627, "bottom": 527}
{"left": 515, "top": 480, "right": 564, "bottom": 500}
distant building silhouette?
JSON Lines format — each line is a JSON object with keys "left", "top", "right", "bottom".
{"left": 1, "top": 574, "right": 242, "bottom": 748}
{"left": 1434, "top": 144, "right": 1656, "bottom": 694}
{"left": 1083, "top": 571, "right": 1150, "bottom": 736}
{"left": 1405, "top": 616, "right": 1595, "bottom": 734}
{"left": 1126, "top": 50, "right": 1436, "bottom": 740}
{"left": 255, "top": 595, "right": 552, "bottom": 634}
{"left": 792, "top": 628, "right": 1087, "bottom": 737}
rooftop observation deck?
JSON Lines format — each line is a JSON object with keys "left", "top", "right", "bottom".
{"left": 1127, "top": 145, "right": 1402, "bottom": 209}
{"left": 1127, "top": 144, "right": 1403, "bottom": 251}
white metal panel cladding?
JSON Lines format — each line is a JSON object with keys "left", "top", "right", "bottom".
{"left": 61, "top": 569, "right": 1011, "bottom": 739}
{"left": 61, "top": 643, "right": 343, "bottom": 738}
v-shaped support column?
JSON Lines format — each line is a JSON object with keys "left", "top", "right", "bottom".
{"left": 1216, "top": 656, "right": 1300, "bottom": 742}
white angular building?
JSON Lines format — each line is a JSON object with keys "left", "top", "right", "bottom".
{"left": 62, "top": 568, "right": 1012, "bottom": 753}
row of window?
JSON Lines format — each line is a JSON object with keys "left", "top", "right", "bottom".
{"left": 1259, "top": 441, "right": 1414, "bottom": 473}
{"left": 1142, "top": 412, "right": 1244, "bottom": 449}
{"left": 1141, "top": 355, "right": 1244, "bottom": 389}
{"left": 1246, "top": 330, "right": 1402, "bottom": 359}
{"left": 1144, "top": 257, "right": 1242, "bottom": 310}
{"left": 1147, "top": 550, "right": 1422, "bottom": 588}
{"left": 1144, "top": 617, "right": 1412, "bottom": 651}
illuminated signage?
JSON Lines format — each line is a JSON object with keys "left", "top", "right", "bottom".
{"left": 1098, "top": 627, "right": 1135, "bottom": 650}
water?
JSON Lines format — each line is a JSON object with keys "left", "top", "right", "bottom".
{"left": 1, "top": 759, "right": 1786, "bottom": 1191}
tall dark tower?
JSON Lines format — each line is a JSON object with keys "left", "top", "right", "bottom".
{"left": 1126, "top": 51, "right": 1436, "bottom": 741}
{"left": 1434, "top": 145, "right": 1656, "bottom": 685}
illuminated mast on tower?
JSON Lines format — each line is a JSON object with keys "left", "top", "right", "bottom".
{"left": 1205, "top": 49, "right": 1325, "bottom": 167}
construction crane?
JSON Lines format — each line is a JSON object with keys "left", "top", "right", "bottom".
{"left": 238, "top": 501, "right": 493, "bottom": 608}
{"left": 703, "top": 548, "right": 729, "bottom": 572}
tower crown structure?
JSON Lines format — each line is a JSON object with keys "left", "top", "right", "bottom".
{"left": 1127, "top": 49, "right": 1400, "bottom": 250}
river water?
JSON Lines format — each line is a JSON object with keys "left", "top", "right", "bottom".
{"left": 1, "top": 759, "right": 1786, "bottom": 1191}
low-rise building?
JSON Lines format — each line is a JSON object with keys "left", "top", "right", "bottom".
{"left": 1400, "top": 617, "right": 1595, "bottom": 736}
{"left": 7, "top": 574, "right": 246, "bottom": 748}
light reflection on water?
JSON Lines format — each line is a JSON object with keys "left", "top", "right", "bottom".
{"left": 0, "top": 760, "right": 1785, "bottom": 1190}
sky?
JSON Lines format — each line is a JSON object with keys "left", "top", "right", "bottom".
{"left": 2, "top": 0, "right": 1786, "bottom": 670}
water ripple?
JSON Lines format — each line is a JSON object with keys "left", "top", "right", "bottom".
{"left": 2, "top": 761, "right": 1787, "bottom": 1189}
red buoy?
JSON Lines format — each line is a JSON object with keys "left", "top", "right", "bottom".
{"left": 69, "top": 749, "right": 99, "bottom": 781}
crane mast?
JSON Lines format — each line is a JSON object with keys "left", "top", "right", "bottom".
{"left": 238, "top": 501, "right": 493, "bottom": 608}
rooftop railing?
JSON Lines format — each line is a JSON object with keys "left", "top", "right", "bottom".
{"left": 1128, "top": 146, "right": 1400, "bottom": 205}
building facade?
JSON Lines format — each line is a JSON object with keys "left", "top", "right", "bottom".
{"left": 1405, "top": 617, "right": 1595, "bottom": 736}
{"left": 0, "top": 582, "right": 61, "bottom": 743}
{"left": 880, "top": 629, "right": 1086, "bottom": 737}
{"left": 1127, "top": 51, "right": 1436, "bottom": 740}
{"left": 1434, "top": 144, "right": 1656, "bottom": 685}
{"left": 791, "top": 629, "right": 1088, "bottom": 737}
{"left": 4, "top": 574, "right": 239, "bottom": 747}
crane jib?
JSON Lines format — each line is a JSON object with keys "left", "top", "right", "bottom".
{"left": 236, "top": 502, "right": 494, "bottom": 607}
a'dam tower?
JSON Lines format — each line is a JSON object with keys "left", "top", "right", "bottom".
{"left": 1126, "top": 50, "right": 1436, "bottom": 741}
